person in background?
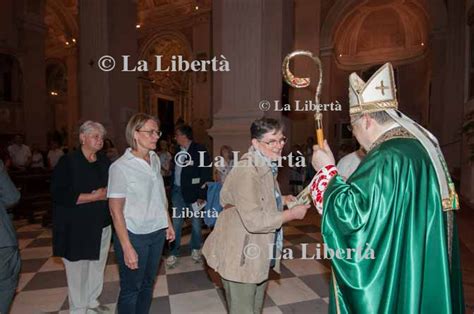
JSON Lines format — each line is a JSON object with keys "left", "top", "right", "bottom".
{"left": 102, "top": 138, "right": 119, "bottom": 162}
{"left": 289, "top": 144, "right": 305, "bottom": 195}
{"left": 108, "top": 113, "right": 175, "bottom": 314}
{"left": 336, "top": 146, "right": 366, "bottom": 181}
{"left": 202, "top": 118, "right": 310, "bottom": 314}
{"left": 30, "top": 144, "right": 45, "bottom": 169}
{"left": 8, "top": 134, "right": 31, "bottom": 170}
{"left": 214, "top": 145, "right": 234, "bottom": 184}
{"left": 51, "top": 121, "right": 112, "bottom": 314}
{"left": 166, "top": 124, "right": 212, "bottom": 268}
{"left": 47, "top": 139, "right": 64, "bottom": 170}
{"left": 157, "top": 139, "right": 172, "bottom": 188}
{"left": 0, "top": 159, "right": 21, "bottom": 314}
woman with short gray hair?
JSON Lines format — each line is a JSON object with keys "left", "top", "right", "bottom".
{"left": 51, "top": 120, "right": 112, "bottom": 314}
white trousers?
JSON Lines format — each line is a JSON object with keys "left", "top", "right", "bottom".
{"left": 63, "top": 226, "right": 111, "bottom": 314}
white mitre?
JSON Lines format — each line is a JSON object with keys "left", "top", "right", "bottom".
{"left": 346, "top": 62, "right": 459, "bottom": 211}
{"left": 349, "top": 63, "right": 398, "bottom": 115}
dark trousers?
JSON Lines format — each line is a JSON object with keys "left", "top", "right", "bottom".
{"left": 114, "top": 229, "right": 166, "bottom": 314}
{"left": 169, "top": 185, "right": 202, "bottom": 256}
{"left": 0, "top": 246, "right": 20, "bottom": 314}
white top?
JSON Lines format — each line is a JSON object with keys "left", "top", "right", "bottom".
{"left": 48, "top": 148, "right": 64, "bottom": 169}
{"left": 336, "top": 150, "right": 364, "bottom": 181}
{"left": 31, "top": 152, "right": 44, "bottom": 168}
{"left": 108, "top": 148, "right": 169, "bottom": 234}
{"left": 8, "top": 144, "right": 31, "bottom": 167}
{"left": 158, "top": 151, "right": 172, "bottom": 176}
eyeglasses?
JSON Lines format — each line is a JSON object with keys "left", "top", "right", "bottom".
{"left": 137, "top": 129, "right": 162, "bottom": 137}
{"left": 347, "top": 115, "right": 363, "bottom": 132}
{"left": 259, "top": 137, "right": 288, "bottom": 147}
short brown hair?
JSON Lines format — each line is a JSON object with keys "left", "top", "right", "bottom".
{"left": 125, "top": 113, "right": 159, "bottom": 150}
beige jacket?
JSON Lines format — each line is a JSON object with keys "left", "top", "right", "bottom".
{"left": 202, "top": 147, "right": 284, "bottom": 284}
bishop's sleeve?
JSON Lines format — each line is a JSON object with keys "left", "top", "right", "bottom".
{"left": 321, "top": 151, "right": 392, "bottom": 236}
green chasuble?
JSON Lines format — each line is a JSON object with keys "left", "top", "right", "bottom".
{"left": 322, "top": 135, "right": 464, "bottom": 314}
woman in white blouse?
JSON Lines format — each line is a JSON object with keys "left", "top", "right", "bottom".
{"left": 108, "top": 113, "right": 175, "bottom": 314}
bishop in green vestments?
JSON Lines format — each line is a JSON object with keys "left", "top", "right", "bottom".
{"left": 309, "top": 63, "right": 464, "bottom": 314}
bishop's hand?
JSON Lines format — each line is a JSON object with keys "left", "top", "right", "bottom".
{"left": 311, "top": 140, "right": 335, "bottom": 171}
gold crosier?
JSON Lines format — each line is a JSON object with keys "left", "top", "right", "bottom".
{"left": 282, "top": 51, "right": 341, "bottom": 314}
{"left": 281, "top": 50, "right": 323, "bottom": 208}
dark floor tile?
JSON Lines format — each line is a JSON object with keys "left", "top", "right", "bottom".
{"left": 149, "top": 296, "right": 171, "bottom": 314}
{"left": 22, "top": 270, "right": 68, "bottom": 291}
{"left": 279, "top": 298, "right": 328, "bottom": 313}
{"left": 98, "top": 281, "right": 120, "bottom": 305}
{"left": 167, "top": 270, "right": 215, "bottom": 295}
{"left": 204, "top": 264, "right": 223, "bottom": 288}
{"left": 106, "top": 251, "right": 117, "bottom": 265}
{"left": 60, "top": 298, "right": 68, "bottom": 310}
{"left": 26, "top": 237, "right": 52, "bottom": 248}
{"left": 20, "top": 258, "right": 48, "bottom": 273}
{"left": 263, "top": 292, "right": 276, "bottom": 308}
{"left": 158, "top": 259, "right": 166, "bottom": 275}
{"left": 268, "top": 263, "right": 296, "bottom": 280}
{"left": 300, "top": 273, "right": 331, "bottom": 298}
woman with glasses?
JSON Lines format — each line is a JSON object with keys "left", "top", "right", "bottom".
{"left": 108, "top": 113, "right": 174, "bottom": 314}
{"left": 203, "top": 118, "right": 310, "bottom": 314}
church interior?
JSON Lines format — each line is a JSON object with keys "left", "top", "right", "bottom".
{"left": 1, "top": 0, "right": 473, "bottom": 313}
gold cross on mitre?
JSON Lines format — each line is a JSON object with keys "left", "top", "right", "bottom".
{"left": 348, "top": 63, "right": 398, "bottom": 115}
{"left": 375, "top": 80, "right": 389, "bottom": 95}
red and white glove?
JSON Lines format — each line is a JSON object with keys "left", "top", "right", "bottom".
{"left": 309, "top": 165, "right": 338, "bottom": 215}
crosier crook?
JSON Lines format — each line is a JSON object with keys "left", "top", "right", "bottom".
{"left": 282, "top": 50, "right": 325, "bottom": 210}
{"left": 282, "top": 50, "right": 324, "bottom": 147}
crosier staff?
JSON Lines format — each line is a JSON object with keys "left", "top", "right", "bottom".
{"left": 282, "top": 50, "right": 324, "bottom": 209}
{"left": 282, "top": 50, "right": 324, "bottom": 146}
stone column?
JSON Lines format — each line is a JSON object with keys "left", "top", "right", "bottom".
{"left": 66, "top": 49, "right": 79, "bottom": 148}
{"left": 192, "top": 13, "right": 212, "bottom": 151}
{"left": 79, "top": 0, "right": 138, "bottom": 151}
{"left": 208, "top": 0, "right": 292, "bottom": 156}
{"left": 21, "top": 9, "right": 49, "bottom": 148}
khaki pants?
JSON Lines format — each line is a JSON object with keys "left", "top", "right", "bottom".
{"left": 221, "top": 278, "right": 268, "bottom": 314}
{"left": 63, "top": 226, "right": 111, "bottom": 314}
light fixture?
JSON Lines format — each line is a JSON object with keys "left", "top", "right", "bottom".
{"left": 195, "top": 5, "right": 199, "bottom": 10}
{"left": 421, "top": 42, "right": 425, "bottom": 46}
{"left": 65, "top": 41, "right": 70, "bottom": 46}
{"left": 50, "top": 91, "right": 58, "bottom": 96}
{"left": 72, "top": 38, "right": 76, "bottom": 43}
{"left": 339, "top": 54, "right": 342, "bottom": 57}
{"left": 136, "top": 24, "right": 141, "bottom": 29}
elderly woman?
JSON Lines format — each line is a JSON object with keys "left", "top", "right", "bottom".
{"left": 51, "top": 121, "right": 111, "bottom": 314}
{"left": 108, "top": 113, "right": 175, "bottom": 314}
{"left": 203, "top": 118, "right": 310, "bottom": 313}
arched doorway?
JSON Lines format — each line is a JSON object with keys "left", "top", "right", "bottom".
{"left": 138, "top": 31, "right": 193, "bottom": 140}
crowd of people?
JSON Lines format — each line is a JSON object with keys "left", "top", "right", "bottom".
{"left": 0, "top": 62, "right": 465, "bottom": 314}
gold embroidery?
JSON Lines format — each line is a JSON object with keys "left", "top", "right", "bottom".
{"left": 368, "top": 127, "right": 414, "bottom": 152}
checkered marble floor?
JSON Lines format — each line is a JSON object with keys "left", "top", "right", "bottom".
{"left": 11, "top": 211, "right": 330, "bottom": 314}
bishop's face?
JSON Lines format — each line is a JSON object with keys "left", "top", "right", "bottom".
{"left": 350, "top": 115, "right": 371, "bottom": 151}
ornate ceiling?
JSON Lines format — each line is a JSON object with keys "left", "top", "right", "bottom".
{"left": 333, "top": 0, "right": 429, "bottom": 69}
{"left": 44, "top": 0, "right": 211, "bottom": 58}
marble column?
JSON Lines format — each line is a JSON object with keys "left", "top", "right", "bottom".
{"left": 208, "top": 0, "right": 292, "bottom": 157}
{"left": 21, "top": 11, "right": 49, "bottom": 148}
{"left": 192, "top": 13, "right": 212, "bottom": 151}
{"left": 79, "top": 0, "right": 138, "bottom": 150}
{"left": 66, "top": 49, "right": 79, "bottom": 148}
